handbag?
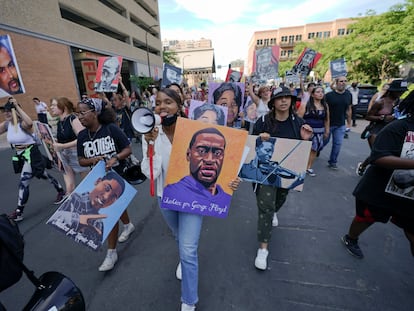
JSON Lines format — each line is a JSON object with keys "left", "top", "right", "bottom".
{"left": 121, "top": 154, "right": 147, "bottom": 185}
{"left": 360, "top": 122, "right": 375, "bottom": 139}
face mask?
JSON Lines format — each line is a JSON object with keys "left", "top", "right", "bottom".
{"left": 161, "top": 114, "right": 178, "bottom": 126}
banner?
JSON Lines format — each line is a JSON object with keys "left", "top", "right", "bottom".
{"left": 252, "top": 46, "right": 280, "bottom": 83}
{"left": 0, "top": 35, "right": 25, "bottom": 98}
{"left": 161, "top": 118, "right": 247, "bottom": 218}
{"left": 161, "top": 63, "right": 183, "bottom": 88}
{"left": 94, "top": 56, "right": 123, "bottom": 92}
{"left": 330, "top": 58, "right": 347, "bottom": 78}
{"left": 188, "top": 100, "right": 228, "bottom": 126}
{"left": 225, "top": 69, "right": 243, "bottom": 82}
{"left": 291, "top": 47, "right": 322, "bottom": 77}
{"left": 47, "top": 161, "right": 137, "bottom": 250}
{"left": 81, "top": 60, "right": 98, "bottom": 98}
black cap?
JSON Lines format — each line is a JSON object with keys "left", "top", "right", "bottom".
{"left": 388, "top": 79, "right": 408, "bottom": 92}
{"left": 268, "top": 86, "right": 295, "bottom": 109}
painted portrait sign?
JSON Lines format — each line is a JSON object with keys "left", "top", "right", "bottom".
{"left": 47, "top": 161, "right": 137, "bottom": 251}
{"left": 161, "top": 63, "right": 183, "bottom": 87}
{"left": 188, "top": 100, "right": 228, "bottom": 126}
{"left": 239, "top": 135, "right": 311, "bottom": 191}
{"left": 252, "top": 46, "right": 280, "bottom": 84}
{"left": 0, "top": 35, "right": 25, "bottom": 98}
{"left": 94, "top": 56, "right": 122, "bottom": 92}
{"left": 330, "top": 58, "right": 347, "bottom": 79}
{"left": 161, "top": 118, "right": 248, "bottom": 218}
{"left": 291, "top": 47, "right": 322, "bottom": 77}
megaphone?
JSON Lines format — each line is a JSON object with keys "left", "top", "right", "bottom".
{"left": 131, "top": 107, "right": 162, "bottom": 134}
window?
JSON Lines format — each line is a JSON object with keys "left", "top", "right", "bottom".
{"left": 295, "top": 34, "right": 302, "bottom": 41}
{"left": 281, "top": 36, "right": 288, "bottom": 42}
{"left": 346, "top": 28, "right": 353, "bottom": 34}
{"left": 281, "top": 50, "right": 287, "bottom": 56}
{"left": 337, "top": 28, "right": 345, "bottom": 36}
{"left": 288, "top": 35, "right": 294, "bottom": 43}
{"left": 270, "top": 38, "right": 276, "bottom": 44}
{"left": 257, "top": 39, "right": 263, "bottom": 45}
{"left": 287, "top": 50, "right": 294, "bottom": 57}
{"left": 308, "top": 32, "right": 315, "bottom": 39}
{"left": 316, "top": 32, "right": 322, "bottom": 38}
{"left": 264, "top": 38, "right": 269, "bottom": 46}
{"left": 324, "top": 31, "right": 330, "bottom": 38}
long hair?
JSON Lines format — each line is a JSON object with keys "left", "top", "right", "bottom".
{"left": 158, "top": 88, "right": 187, "bottom": 117}
{"left": 305, "top": 86, "right": 327, "bottom": 116}
{"left": 213, "top": 82, "right": 242, "bottom": 109}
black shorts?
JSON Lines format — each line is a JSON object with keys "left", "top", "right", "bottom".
{"left": 355, "top": 199, "right": 414, "bottom": 234}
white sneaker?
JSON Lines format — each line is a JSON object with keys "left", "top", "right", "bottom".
{"left": 181, "top": 303, "right": 195, "bottom": 311}
{"left": 98, "top": 250, "right": 118, "bottom": 272}
{"left": 254, "top": 248, "right": 269, "bottom": 270}
{"left": 118, "top": 223, "right": 135, "bottom": 242}
{"left": 176, "top": 262, "right": 182, "bottom": 280}
{"left": 272, "top": 213, "right": 279, "bottom": 227}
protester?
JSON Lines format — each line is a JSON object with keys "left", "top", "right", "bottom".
{"left": 141, "top": 88, "right": 240, "bottom": 311}
{"left": 76, "top": 98, "right": 134, "bottom": 271}
{"left": 356, "top": 79, "right": 408, "bottom": 176}
{"left": 32, "top": 97, "right": 48, "bottom": 124}
{"left": 297, "top": 85, "right": 330, "bottom": 176}
{"left": 325, "top": 76, "right": 352, "bottom": 170}
{"left": 50, "top": 97, "right": 89, "bottom": 197}
{"left": 212, "top": 82, "right": 242, "bottom": 128}
{"left": 342, "top": 90, "right": 414, "bottom": 259}
{"left": 0, "top": 98, "right": 65, "bottom": 222}
{"left": 251, "top": 86, "right": 313, "bottom": 270}
{"left": 348, "top": 82, "right": 359, "bottom": 127}
{"left": 248, "top": 82, "right": 270, "bottom": 119}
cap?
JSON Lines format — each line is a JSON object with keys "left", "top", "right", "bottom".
{"left": 388, "top": 79, "right": 408, "bottom": 92}
{"left": 268, "top": 86, "right": 294, "bottom": 109}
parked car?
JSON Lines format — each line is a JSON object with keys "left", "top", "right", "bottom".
{"left": 355, "top": 84, "right": 378, "bottom": 117}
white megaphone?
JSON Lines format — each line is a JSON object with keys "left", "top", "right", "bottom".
{"left": 131, "top": 107, "right": 162, "bottom": 134}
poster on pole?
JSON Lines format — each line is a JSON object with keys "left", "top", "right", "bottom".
{"left": 161, "top": 63, "right": 183, "bottom": 87}
{"left": 291, "top": 48, "right": 322, "bottom": 77}
{"left": 0, "top": 35, "right": 25, "bottom": 98}
{"left": 330, "top": 58, "right": 347, "bottom": 78}
{"left": 47, "top": 161, "right": 137, "bottom": 250}
{"left": 252, "top": 46, "right": 280, "bottom": 84}
{"left": 94, "top": 56, "right": 123, "bottom": 92}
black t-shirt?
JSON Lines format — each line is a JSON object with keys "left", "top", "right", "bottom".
{"left": 253, "top": 114, "right": 304, "bottom": 139}
{"left": 326, "top": 90, "right": 352, "bottom": 126}
{"left": 353, "top": 118, "right": 414, "bottom": 212}
{"left": 115, "top": 108, "right": 135, "bottom": 139}
{"left": 57, "top": 114, "right": 77, "bottom": 144}
{"left": 77, "top": 123, "right": 130, "bottom": 175}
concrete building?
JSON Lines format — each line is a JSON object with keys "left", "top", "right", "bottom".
{"left": 0, "top": 0, "right": 162, "bottom": 119}
{"left": 163, "top": 38, "right": 215, "bottom": 87}
{"left": 247, "top": 18, "right": 356, "bottom": 75}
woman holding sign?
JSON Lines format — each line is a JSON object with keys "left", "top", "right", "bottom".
{"left": 141, "top": 88, "right": 240, "bottom": 311}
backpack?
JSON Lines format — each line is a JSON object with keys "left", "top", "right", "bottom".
{"left": 0, "top": 214, "right": 24, "bottom": 292}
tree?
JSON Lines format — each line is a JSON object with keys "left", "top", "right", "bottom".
{"left": 163, "top": 50, "right": 179, "bottom": 65}
{"left": 129, "top": 75, "right": 155, "bottom": 93}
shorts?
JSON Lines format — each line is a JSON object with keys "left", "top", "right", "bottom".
{"left": 60, "top": 147, "right": 89, "bottom": 174}
{"left": 355, "top": 199, "right": 414, "bottom": 234}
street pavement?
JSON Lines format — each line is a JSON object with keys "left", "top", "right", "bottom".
{"left": 0, "top": 120, "right": 413, "bottom": 311}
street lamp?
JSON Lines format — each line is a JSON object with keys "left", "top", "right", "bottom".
{"left": 145, "top": 24, "right": 158, "bottom": 78}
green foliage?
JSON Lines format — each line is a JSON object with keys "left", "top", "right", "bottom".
{"left": 163, "top": 50, "right": 179, "bottom": 65}
{"left": 129, "top": 75, "right": 155, "bottom": 92}
{"left": 292, "top": 1, "right": 414, "bottom": 85}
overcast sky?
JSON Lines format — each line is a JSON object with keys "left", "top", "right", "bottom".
{"left": 159, "top": 0, "right": 403, "bottom": 79}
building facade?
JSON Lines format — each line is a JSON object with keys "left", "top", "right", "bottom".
{"left": 0, "top": 0, "right": 162, "bottom": 118}
{"left": 163, "top": 38, "right": 215, "bottom": 87}
{"left": 247, "top": 18, "right": 356, "bottom": 75}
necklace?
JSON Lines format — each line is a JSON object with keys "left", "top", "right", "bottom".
{"left": 88, "top": 125, "right": 102, "bottom": 141}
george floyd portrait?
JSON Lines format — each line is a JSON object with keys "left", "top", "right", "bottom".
{"left": 47, "top": 161, "right": 137, "bottom": 250}
{"left": 0, "top": 35, "right": 25, "bottom": 98}
{"left": 94, "top": 56, "right": 122, "bottom": 93}
{"left": 161, "top": 118, "right": 247, "bottom": 218}
{"left": 239, "top": 135, "right": 311, "bottom": 191}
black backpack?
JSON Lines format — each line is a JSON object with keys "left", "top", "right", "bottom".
{"left": 0, "top": 214, "right": 24, "bottom": 292}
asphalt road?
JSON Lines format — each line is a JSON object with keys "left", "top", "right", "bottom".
{"left": 0, "top": 120, "right": 413, "bottom": 311}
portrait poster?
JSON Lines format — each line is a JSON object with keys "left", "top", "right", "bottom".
{"left": 161, "top": 63, "right": 183, "bottom": 88}
{"left": 34, "top": 121, "right": 65, "bottom": 173}
{"left": 242, "top": 96, "right": 257, "bottom": 124}
{"left": 238, "top": 135, "right": 311, "bottom": 191}
{"left": 285, "top": 70, "right": 301, "bottom": 85}
{"left": 330, "top": 58, "right": 347, "bottom": 78}
{"left": 0, "top": 35, "right": 25, "bottom": 98}
{"left": 225, "top": 69, "right": 243, "bottom": 82}
{"left": 291, "top": 47, "right": 322, "bottom": 77}
{"left": 161, "top": 118, "right": 248, "bottom": 218}
{"left": 47, "top": 161, "right": 137, "bottom": 251}
{"left": 94, "top": 56, "right": 123, "bottom": 92}
{"left": 81, "top": 60, "right": 99, "bottom": 98}
{"left": 188, "top": 100, "right": 228, "bottom": 126}
{"left": 385, "top": 131, "right": 414, "bottom": 200}
{"left": 252, "top": 46, "right": 280, "bottom": 84}
{"left": 207, "top": 82, "right": 245, "bottom": 109}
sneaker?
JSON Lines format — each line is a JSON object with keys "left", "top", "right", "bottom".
{"left": 328, "top": 163, "right": 338, "bottom": 170}
{"left": 356, "top": 162, "right": 365, "bottom": 176}
{"left": 341, "top": 235, "right": 364, "bottom": 259}
{"left": 98, "top": 251, "right": 118, "bottom": 272}
{"left": 54, "top": 192, "right": 68, "bottom": 205}
{"left": 254, "top": 248, "right": 269, "bottom": 270}
{"left": 306, "top": 168, "right": 316, "bottom": 177}
{"left": 176, "top": 262, "right": 182, "bottom": 280}
{"left": 118, "top": 223, "right": 135, "bottom": 242}
{"left": 181, "top": 303, "right": 195, "bottom": 311}
{"left": 272, "top": 213, "right": 279, "bottom": 227}
{"left": 9, "top": 210, "right": 23, "bottom": 222}
{"left": 344, "top": 133, "right": 349, "bottom": 139}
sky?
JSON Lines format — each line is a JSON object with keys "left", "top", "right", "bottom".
{"left": 159, "top": 0, "right": 403, "bottom": 80}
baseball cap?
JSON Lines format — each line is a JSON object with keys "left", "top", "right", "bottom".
{"left": 388, "top": 79, "right": 408, "bottom": 92}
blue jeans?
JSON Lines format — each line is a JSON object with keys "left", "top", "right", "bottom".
{"left": 327, "top": 125, "right": 346, "bottom": 165}
{"left": 158, "top": 198, "right": 203, "bottom": 305}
